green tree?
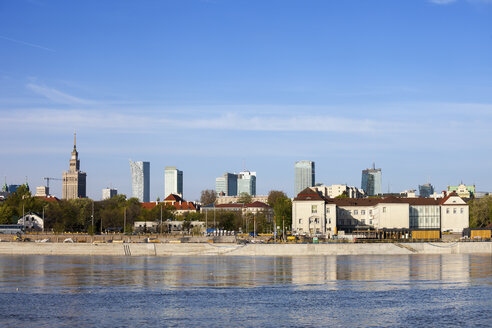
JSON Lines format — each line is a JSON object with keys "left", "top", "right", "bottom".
{"left": 335, "top": 191, "right": 349, "bottom": 198}
{"left": 267, "top": 190, "right": 287, "bottom": 206}
{"left": 0, "top": 204, "right": 14, "bottom": 224}
{"left": 272, "top": 195, "right": 292, "bottom": 231}
{"left": 237, "top": 192, "right": 252, "bottom": 204}
{"left": 469, "top": 196, "right": 492, "bottom": 228}
{"left": 200, "top": 189, "right": 217, "bottom": 205}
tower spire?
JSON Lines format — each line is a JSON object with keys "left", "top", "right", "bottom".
{"left": 73, "top": 131, "right": 77, "bottom": 150}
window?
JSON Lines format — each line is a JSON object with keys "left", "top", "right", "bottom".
{"left": 460, "top": 208, "right": 464, "bottom": 214}
{"left": 348, "top": 210, "right": 352, "bottom": 215}
{"left": 383, "top": 207, "right": 386, "bottom": 213}
{"left": 354, "top": 210, "right": 358, "bottom": 215}
{"left": 453, "top": 208, "right": 457, "bottom": 214}
{"left": 329, "top": 218, "right": 331, "bottom": 224}
{"left": 446, "top": 208, "right": 449, "bottom": 214}
{"left": 361, "top": 210, "right": 365, "bottom": 215}
{"left": 327, "top": 208, "right": 330, "bottom": 214}
{"left": 369, "top": 210, "right": 372, "bottom": 215}
{"left": 299, "top": 219, "right": 302, "bottom": 224}
{"left": 312, "top": 205, "right": 317, "bottom": 214}
{"left": 361, "top": 219, "right": 365, "bottom": 224}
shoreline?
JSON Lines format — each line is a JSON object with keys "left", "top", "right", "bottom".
{"left": 0, "top": 241, "right": 491, "bottom": 256}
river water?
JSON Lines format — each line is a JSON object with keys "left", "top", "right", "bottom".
{"left": 0, "top": 254, "right": 491, "bottom": 327}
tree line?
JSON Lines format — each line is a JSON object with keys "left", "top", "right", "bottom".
{"left": 0, "top": 186, "right": 293, "bottom": 234}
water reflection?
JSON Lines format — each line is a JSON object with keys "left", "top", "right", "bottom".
{"left": 0, "top": 254, "right": 490, "bottom": 293}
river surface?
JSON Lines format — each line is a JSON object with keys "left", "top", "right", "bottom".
{"left": 0, "top": 254, "right": 491, "bottom": 327}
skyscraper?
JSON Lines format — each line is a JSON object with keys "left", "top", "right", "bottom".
{"left": 129, "top": 160, "right": 150, "bottom": 202}
{"left": 102, "top": 188, "right": 117, "bottom": 200}
{"left": 294, "top": 161, "right": 315, "bottom": 196}
{"left": 164, "top": 166, "right": 183, "bottom": 198}
{"left": 62, "top": 133, "right": 87, "bottom": 199}
{"left": 237, "top": 171, "right": 256, "bottom": 196}
{"left": 361, "top": 163, "right": 382, "bottom": 196}
{"left": 215, "top": 173, "right": 238, "bottom": 196}
{"left": 419, "top": 183, "right": 434, "bottom": 198}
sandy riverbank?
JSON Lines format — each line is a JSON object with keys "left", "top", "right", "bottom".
{"left": 0, "top": 241, "right": 490, "bottom": 256}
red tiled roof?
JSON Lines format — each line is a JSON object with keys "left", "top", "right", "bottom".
{"left": 174, "top": 202, "right": 197, "bottom": 211}
{"left": 215, "top": 203, "right": 244, "bottom": 208}
{"left": 141, "top": 201, "right": 197, "bottom": 211}
{"left": 244, "top": 201, "right": 270, "bottom": 208}
{"left": 164, "top": 194, "right": 183, "bottom": 202}
{"left": 439, "top": 191, "right": 459, "bottom": 205}
{"left": 294, "top": 188, "right": 326, "bottom": 201}
{"left": 141, "top": 202, "right": 158, "bottom": 210}
{"left": 35, "top": 196, "right": 59, "bottom": 203}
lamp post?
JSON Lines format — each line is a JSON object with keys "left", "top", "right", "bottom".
{"left": 91, "top": 201, "right": 94, "bottom": 236}
{"left": 123, "top": 207, "right": 126, "bottom": 235}
{"left": 42, "top": 204, "right": 48, "bottom": 234}
{"left": 160, "top": 203, "right": 163, "bottom": 235}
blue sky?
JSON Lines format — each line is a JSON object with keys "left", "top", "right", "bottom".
{"left": 1, "top": 0, "right": 492, "bottom": 201}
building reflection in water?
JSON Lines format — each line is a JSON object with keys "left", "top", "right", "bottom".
{"left": 0, "top": 254, "right": 491, "bottom": 292}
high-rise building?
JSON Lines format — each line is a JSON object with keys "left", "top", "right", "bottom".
{"left": 419, "top": 183, "right": 434, "bottom": 198}
{"left": 164, "top": 166, "right": 183, "bottom": 198}
{"left": 294, "top": 161, "right": 315, "bottom": 196}
{"left": 129, "top": 160, "right": 150, "bottom": 202}
{"left": 102, "top": 188, "right": 118, "bottom": 200}
{"left": 361, "top": 163, "right": 382, "bottom": 196}
{"left": 215, "top": 173, "right": 238, "bottom": 196}
{"left": 62, "top": 133, "right": 87, "bottom": 199}
{"left": 237, "top": 171, "right": 256, "bottom": 196}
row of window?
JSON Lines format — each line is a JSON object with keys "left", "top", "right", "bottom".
{"left": 298, "top": 218, "right": 332, "bottom": 225}
{"left": 446, "top": 208, "right": 464, "bottom": 214}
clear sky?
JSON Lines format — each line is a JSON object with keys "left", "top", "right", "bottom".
{"left": 1, "top": 0, "right": 492, "bottom": 201}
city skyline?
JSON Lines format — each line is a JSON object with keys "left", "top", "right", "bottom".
{"left": 1, "top": 1, "right": 491, "bottom": 200}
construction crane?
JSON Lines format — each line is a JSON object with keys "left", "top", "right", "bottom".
{"left": 43, "top": 177, "right": 62, "bottom": 189}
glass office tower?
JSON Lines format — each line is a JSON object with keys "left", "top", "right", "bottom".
{"left": 294, "top": 161, "right": 315, "bottom": 197}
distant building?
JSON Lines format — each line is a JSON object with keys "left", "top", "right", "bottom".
{"left": 164, "top": 166, "right": 183, "bottom": 198}
{"left": 7, "top": 185, "right": 21, "bottom": 194}
{"left": 142, "top": 194, "right": 198, "bottom": 216}
{"left": 216, "top": 195, "right": 268, "bottom": 205}
{"left": 35, "top": 186, "right": 49, "bottom": 197}
{"left": 294, "top": 161, "right": 315, "bottom": 197}
{"left": 447, "top": 184, "right": 475, "bottom": 198}
{"left": 475, "top": 191, "right": 490, "bottom": 199}
{"left": 237, "top": 171, "right": 256, "bottom": 196}
{"left": 216, "top": 170, "right": 257, "bottom": 196}
{"left": 130, "top": 160, "right": 150, "bottom": 202}
{"left": 102, "top": 188, "right": 117, "bottom": 200}
{"left": 18, "top": 212, "right": 44, "bottom": 231}
{"left": 419, "top": 183, "right": 434, "bottom": 198}
{"left": 311, "top": 184, "right": 364, "bottom": 199}
{"left": 292, "top": 189, "right": 468, "bottom": 236}
{"left": 216, "top": 173, "right": 238, "bottom": 196}
{"left": 361, "top": 163, "right": 382, "bottom": 196}
{"left": 62, "top": 133, "right": 87, "bottom": 199}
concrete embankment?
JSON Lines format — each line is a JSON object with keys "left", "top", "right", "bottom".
{"left": 0, "top": 241, "right": 491, "bottom": 256}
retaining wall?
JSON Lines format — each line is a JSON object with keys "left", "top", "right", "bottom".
{"left": 0, "top": 241, "right": 491, "bottom": 256}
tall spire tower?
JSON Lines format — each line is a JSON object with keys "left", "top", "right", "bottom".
{"left": 62, "top": 132, "right": 87, "bottom": 199}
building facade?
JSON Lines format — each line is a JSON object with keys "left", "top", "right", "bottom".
{"left": 419, "top": 183, "right": 435, "bottom": 198}
{"left": 102, "top": 188, "right": 117, "bottom": 200}
{"left": 361, "top": 164, "right": 382, "bottom": 196}
{"left": 292, "top": 189, "right": 468, "bottom": 236}
{"left": 215, "top": 173, "right": 238, "bottom": 196}
{"left": 237, "top": 171, "right": 256, "bottom": 196}
{"left": 312, "top": 184, "right": 365, "bottom": 198}
{"left": 294, "top": 161, "right": 315, "bottom": 197}
{"left": 165, "top": 166, "right": 183, "bottom": 198}
{"left": 62, "top": 133, "right": 87, "bottom": 200}
{"left": 129, "top": 160, "right": 150, "bottom": 202}
{"left": 447, "top": 184, "right": 475, "bottom": 198}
